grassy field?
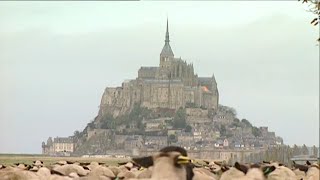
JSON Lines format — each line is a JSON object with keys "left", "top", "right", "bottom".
{"left": 0, "top": 154, "right": 130, "bottom": 166}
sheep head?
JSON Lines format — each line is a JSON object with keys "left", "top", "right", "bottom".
{"left": 132, "top": 152, "right": 191, "bottom": 168}
{"left": 132, "top": 146, "right": 194, "bottom": 180}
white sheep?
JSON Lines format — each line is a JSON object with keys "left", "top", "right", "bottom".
{"left": 266, "top": 165, "right": 297, "bottom": 180}
{"left": 305, "top": 165, "right": 319, "bottom": 180}
{"left": 128, "top": 151, "right": 192, "bottom": 180}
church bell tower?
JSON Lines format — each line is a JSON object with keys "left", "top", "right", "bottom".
{"left": 160, "top": 18, "right": 174, "bottom": 68}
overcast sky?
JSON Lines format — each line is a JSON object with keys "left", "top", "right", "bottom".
{"left": 0, "top": 1, "right": 319, "bottom": 154}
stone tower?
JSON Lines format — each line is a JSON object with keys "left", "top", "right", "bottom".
{"left": 160, "top": 18, "right": 174, "bottom": 69}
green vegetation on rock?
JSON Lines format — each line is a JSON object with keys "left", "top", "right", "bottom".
{"left": 252, "top": 126, "right": 262, "bottom": 137}
{"left": 173, "top": 107, "right": 187, "bottom": 129}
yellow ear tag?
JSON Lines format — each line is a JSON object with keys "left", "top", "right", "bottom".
{"left": 177, "top": 155, "right": 190, "bottom": 164}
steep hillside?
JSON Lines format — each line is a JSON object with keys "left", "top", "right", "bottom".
{"left": 72, "top": 103, "right": 283, "bottom": 155}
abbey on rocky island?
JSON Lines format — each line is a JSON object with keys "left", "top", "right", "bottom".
{"left": 42, "top": 19, "right": 286, "bottom": 159}
{"left": 98, "top": 19, "right": 219, "bottom": 118}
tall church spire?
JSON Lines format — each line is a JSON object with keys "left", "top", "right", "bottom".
{"left": 165, "top": 17, "right": 170, "bottom": 44}
{"left": 160, "top": 17, "right": 174, "bottom": 58}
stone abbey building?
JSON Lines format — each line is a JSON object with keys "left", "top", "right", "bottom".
{"left": 99, "top": 19, "right": 219, "bottom": 117}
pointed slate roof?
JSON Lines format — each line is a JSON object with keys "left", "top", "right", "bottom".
{"left": 160, "top": 18, "right": 174, "bottom": 58}
{"left": 212, "top": 73, "right": 217, "bottom": 84}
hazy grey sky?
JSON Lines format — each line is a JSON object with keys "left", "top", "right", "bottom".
{"left": 0, "top": 2, "right": 319, "bottom": 154}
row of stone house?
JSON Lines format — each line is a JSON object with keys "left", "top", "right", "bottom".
{"left": 131, "top": 121, "right": 280, "bottom": 151}
{"left": 42, "top": 133, "right": 280, "bottom": 156}
{"left": 115, "top": 135, "right": 168, "bottom": 151}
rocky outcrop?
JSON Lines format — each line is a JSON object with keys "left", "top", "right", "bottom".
{"left": 98, "top": 87, "right": 133, "bottom": 119}
{"left": 74, "top": 129, "right": 116, "bottom": 155}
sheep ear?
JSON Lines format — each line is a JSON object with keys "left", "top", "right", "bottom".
{"left": 234, "top": 162, "right": 248, "bottom": 174}
{"left": 263, "top": 166, "right": 276, "bottom": 176}
{"left": 51, "top": 169, "right": 65, "bottom": 176}
{"left": 278, "top": 163, "right": 284, "bottom": 166}
{"left": 306, "top": 161, "right": 311, "bottom": 165}
{"left": 118, "top": 162, "right": 128, "bottom": 165}
{"left": 214, "top": 161, "right": 222, "bottom": 166}
{"left": 132, "top": 156, "right": 153, "bottom": 168}
{"left": 203, "top": 160, "right": 210, "bottom": 165}
{"left": 221, "top": 166, "right": 229, "bottom": 172}
{"left": 26, "top": 165, "right": 32, "bottom": 170}
{"left": 310, "top": 164, "right": 319, "bottom": 169}
{"left": 80, "top": 162, "right": 90, "bottom": 166}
